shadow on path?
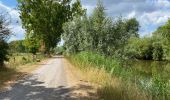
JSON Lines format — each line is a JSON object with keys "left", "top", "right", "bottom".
{"left": 0, "top": 75, "right": 96, "bottom": 100}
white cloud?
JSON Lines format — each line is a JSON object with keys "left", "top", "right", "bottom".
{"left": 139, "top": 11, "right": 170, "bottom": 25}
{"left": 1, "top": 0, "right": 170, "bottom": 40}
{"left": 156, "top": 0, "right": 170, "bottom": 7}
{"left": 127, "top": 11, "right": 136, "bottom": 19}
{"left": 82, "top": 0, "right": 170, "bottom": 36}
{"left": 0, "top": 2, "right": 25, "bottom": 41}
{"left": 136, "top": 10, "right": 170, "bottom": 36}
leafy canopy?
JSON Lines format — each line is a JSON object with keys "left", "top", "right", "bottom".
{"left": 18, "top": 0, "right": 84, "bottom": 53}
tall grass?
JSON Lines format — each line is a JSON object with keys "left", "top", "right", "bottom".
{"left": 68, "top": 51, "right": 170, "bottom": 100}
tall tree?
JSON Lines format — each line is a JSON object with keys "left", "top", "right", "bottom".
{"left": 90, "top": 0, "right": 107, "bottom": 53}
{"left": 63, "top": 16, "right": 83, "bottom": 54}
{"left": 18, "top": 0, "right": 83, "bottom": 54}
{"left": 153, "top": 20, "right": 170, "bottom": 58}
{"left": 124, "top": 18, "right": 139, "bottom": 38}
{"left": 0, "top": 14, "right": 11, "bottom": 66}
{"left": 24, "top": 33, "right": 40, "bottom": 55}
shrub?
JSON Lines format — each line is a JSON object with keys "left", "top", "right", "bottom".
{"left": 125, "top": 37, "right": 167, "bottom": 61}
{"left": 152, "top": 42, "right": 164, "bottom": 61}
{"left": 125, "top": 37, "right": 153, "bottom": 60}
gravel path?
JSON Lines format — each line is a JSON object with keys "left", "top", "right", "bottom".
{"left": 0, "top": 56, "right": 97, "bottom": 100}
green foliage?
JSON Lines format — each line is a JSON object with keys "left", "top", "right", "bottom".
{"left": 63, "top": 16, "right": 83, "bottom": 54}
{"left": 152, "top": 42, "right": 164, "bottom": 61}
{"left": 9, "top": 40, "right": 26, "bottom": 53}
{"left": 153, "top": 20, "right": 170, "bottom": 59}
{"left": 62, "top": 1, "right": 170, "bottom": 99}
{"left": 89, "top": 0, "right": 108, "bottom": 53}
{"left": 54, "top": 46, "right": 64, "bottom": 55}
{"left": 18, "top": 0, "right": 84, "bottom": 53}
{"left": 154, "top": 20, "right": 170, "bottom": 40}
{"left": 63, "top": 1, "right": 139, "bottom": 56}
{"left": 125, "top": 36, "right": 166, "bottom": 61}
{"left": 124, "top": 18, "right": 139, "bottom": 38}
{"left": 24, "top": 34, "right": 40, "bottom": 55}
{"left": 0, "top": 14, "right": 11, "bottom": 66}
{"left": 151, "top": 65, "right": 169, "bottom": 100}
{"left": 125, "top": 37, "right": 153, "bottom": 60}
{"left": 0, "top": 40, "right": 9, "bottom": 65}
{"left": 71, "top": 51, "right": 120, "bottom": 74}
{"left": 70, "top": 51, "right": 170, "bottom": 100}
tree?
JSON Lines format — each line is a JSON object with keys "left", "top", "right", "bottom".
{"left": 0, "top": 14, "right": 11, "bottom": 66}
{"left": 153, "top": 20, "right": 170, "bottom": 58}
{"left": 63, "top": 16, "right": 83, "bottom": 54}
{"left": 24, "top": 32, "right": 40, "bottom": 60}
{"left": 62, "top": 0, "right": 140, "bottom": 57}
{"left": 154, "top": 20, "right": 170, "bottom": 39}
{"left": 124, "top": 36, "right": 165, "bottom": 61}
{"left": 152, "top": 42, "right": 164, "bottom": 61}
{"left": 9, "top": 40, "right": 26, "bottom": 53}
{"left": 124, "top": 37, "right": 153, "bottom": 60}
{"left": 124, "top": 18, "right": 139, "bottom": 38}
{"left": 90, "top": 0, "right": 108, "bottom": 53}
{"left": 18, "top": 0, "right": 84, "bottom": 54}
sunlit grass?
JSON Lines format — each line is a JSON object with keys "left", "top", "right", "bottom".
{"left": 67, "top": 51, "right": 170, "bottom": 100}
{"left": 6, "top": 53, "right": 46, "bottom": 68}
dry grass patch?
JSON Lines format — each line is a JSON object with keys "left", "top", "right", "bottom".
{"left": 67, "top": 58, "right": 151, "bottom": 100}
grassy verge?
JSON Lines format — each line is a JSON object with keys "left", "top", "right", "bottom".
{"left": 7, "top": 53, "right": 46, "bottom": 68}
{"left": 67, "top": 51, "right": 169, "bottom": 100}
{"left": 0, "top": 53, "right": 47, "bottom": 91}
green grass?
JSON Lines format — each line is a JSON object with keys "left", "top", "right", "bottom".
{"left": 6, "top": 53, "right": 46, "bottom": 68}
{"left": 67, "top": 51, "right": 170, "bottom": 100}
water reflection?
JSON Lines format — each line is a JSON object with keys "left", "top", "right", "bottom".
{"left": 126, "top": 60, "right": 170, "bottom": 79}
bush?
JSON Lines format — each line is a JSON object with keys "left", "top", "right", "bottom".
{"left": 125, "top": 37, "right": 166, "bottom": 61}
{"left": 152, "top": 42, "right": 164, "bottom": 61}
{"left": 125, "top": 37, "right": 153, "bottom": 60}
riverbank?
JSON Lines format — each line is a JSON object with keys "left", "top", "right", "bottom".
{"left": 67, "top": 51, "right": 170, "bottom": 100}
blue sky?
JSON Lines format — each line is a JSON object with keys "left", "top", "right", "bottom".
{"left": 0, "top": 0, "right": 17, "bottom": 7}
{"left": 0, "top": 0, "right": 170, "bottom": 41}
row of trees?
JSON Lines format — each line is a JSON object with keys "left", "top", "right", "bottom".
{"left": 1, "top": 0, "right": 170, "bottom": 66}
{"left": 125, "top": 20, "right": 170, "bottom": 61}
{"left": 0, "top": 0, "right": 83, "bottom": 65}
{"left": 63, "top": 1, "right": 139, "bottom": 57}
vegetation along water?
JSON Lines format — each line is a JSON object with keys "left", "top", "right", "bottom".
{"left": 0, "top": 0, "right": 170, "bottom": 100}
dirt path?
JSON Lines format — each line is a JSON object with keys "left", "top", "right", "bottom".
{"left": 0, "top": 56, "right": 97, "bottom": 100}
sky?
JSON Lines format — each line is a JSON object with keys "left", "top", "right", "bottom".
{"left": 0, "top": 0, "right": 170, "bottom": 41}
